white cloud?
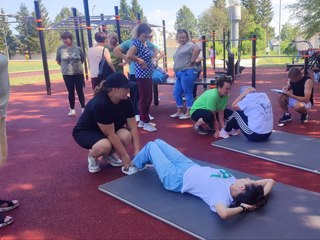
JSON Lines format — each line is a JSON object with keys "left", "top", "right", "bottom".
{"left": 145, "top": 9, "right": 176, "bottom": 32}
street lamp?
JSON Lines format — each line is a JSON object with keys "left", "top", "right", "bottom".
{"left": 278, "top": 0, "right": 281, "bottom": 55}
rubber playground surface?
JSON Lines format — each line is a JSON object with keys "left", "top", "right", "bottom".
{"left": 1, "top": 66, "right": 319, "bottom": 239}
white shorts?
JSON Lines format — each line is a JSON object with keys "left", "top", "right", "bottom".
{"left": 288, "top": 97, "right": 312, "bottom": 110}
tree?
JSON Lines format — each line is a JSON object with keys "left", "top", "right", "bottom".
{"left": 130, "top": 0, "right": 147, "bottom": 22}
{"left": 174, "top": 5, "right": 198, "bottom": 36}
{"left": 212, "top": 0, "right": 226, "bottom": 8}
{"left": 15, "top": 3, "right": 38, "bottom": 57}
{"left": 288, "top": 0, "right": 320, "bottom": 39}
{"left": 241, "top": 0, "right": 259, "bottom": 23}
{"left": 119, "top": 0, "right": 131, "bottom": 21}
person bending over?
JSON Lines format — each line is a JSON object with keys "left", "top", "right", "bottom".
{"left": 278, "top": 67, "right": 314, "bottom": 123}
{"left": 190, "top": 76, "right": 232, "bottom": 138}
{"left": 222, "top": 86, "right": 273, "bottom": 141}
{"left": 126, "top": 139, "right": 275, "bottom": 220}
{"left": 72, "top": 72, "right": 139, "bottom": 173}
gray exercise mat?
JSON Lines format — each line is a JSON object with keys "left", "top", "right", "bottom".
{"left": 212, "top": 130, "right": 320, "bottom": 174}
{"left": 99, "top": 160, "right": 320, "bottom": 240}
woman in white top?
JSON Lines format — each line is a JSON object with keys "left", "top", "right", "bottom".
{"left": 125, "top": 139, "right": 275, "bottom": 220}
{"left": 87, "top": 32, "right": 115, "bottom": 90}
{"left": 224, "top": 86, "right": 273, "bottom": 141}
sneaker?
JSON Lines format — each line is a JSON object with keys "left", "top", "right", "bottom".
{"left": 88, "top": 156, "right": 101, "bottom": 173}
{"left": 121, "top": 166, "right": 138, "bottom": 175}
{"left": 219, "top": 128, "right": 230, "bottom": 139}
{"left": 102, "top": 154, "right": 123, "bottom": 167}
{"left": 179, "top": 114, "right": 191, "bottom": 120}
{"left": 170, "top": 112, "right": 183, "bottom": 118}
{"left": 81, "top": 108, "right": 85, "bottom": 113}
{"left": 279, "top": 113, "right": 292, "bottom": 123}
{"left": 138, "top": 120, "right": 144, "bottom": 128}
{"left": 68, "top": 109, "right": 76, "bottom": 117}
{"left": 228, "top": 128, "right": 239, "bottom": 136}
{"left": 300, "top": 113, "right": 308, "bottom": 123}
{"left": 194, "top": 125, "right": 209, "bottom": 135}
{"left": 135, "top": 115, "right": 140, "bottom": 122}
{"left": 149, "top": 114, "right": 155, "bottom": 120}
{"left": 143, "top": 122, "right": 157, "bottom": 132}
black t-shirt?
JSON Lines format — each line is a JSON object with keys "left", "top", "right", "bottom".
{"left": 74, "top": 93, "right": 134, "bottom": 132}
{"left": 290, "top": 75, "right": 314, "bottom": 105}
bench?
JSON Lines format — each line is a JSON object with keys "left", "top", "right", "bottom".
{"left": 153, "top": 78, "right": 216, "bottom": 106}
{"left": 286, "top": 63, "right": 312, "bottom": 71}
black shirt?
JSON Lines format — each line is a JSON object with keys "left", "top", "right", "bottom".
{"left": 74, "top": 93, "right": 134, "bottom": 132}
{"left": 290, "top": 75, "right": 314, "bottom": 105}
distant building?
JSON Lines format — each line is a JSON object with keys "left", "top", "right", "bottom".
{"left": 294, "top": 33, "right": 320, "bottom": 50}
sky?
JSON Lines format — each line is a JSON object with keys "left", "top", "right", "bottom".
{"left": 1, "top": 0, "right": 296, "bottom": 35}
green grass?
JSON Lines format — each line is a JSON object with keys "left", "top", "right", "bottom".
{"left": 10, "top": 73, "right": 63, "bottom": 86}
{"left": 8, "top": 60, "right": 60, "bottom": 73}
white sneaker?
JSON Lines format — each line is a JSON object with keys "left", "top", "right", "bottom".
{"left": 81, "top": 108, "right": 85, "bottom": 113}
{"left": 138, "top": 120, "right": 144, "bottom": 128}
{"left": 228, "top": 128, "right": 239, "bottom": 136}
{"left": 219, "top": 128, "right": 230, "bottom": 139}
{"left": 149, "top": 114, "right": 155, "bottom": 120}
{"left": 88, "top": 156, "right": 101, "bottom": 173}
{"left": 102, "top": 154, "right": 123, "bottom": 167}
{"left": 135, "top": 115, "right": 140, "bottom": 122}
{"left": 121, "top": 166, "right": 138, "bottom": 175}
{"left": 68, "top": 109, "right": 76, "bottom": 117}
{"left": 143, "top": 122, "right": 157, "bottom": 132}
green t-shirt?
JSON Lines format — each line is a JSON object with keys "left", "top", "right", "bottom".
{"left": 190, "top": 88, "right": 228, "bottom": 115}
{"left": 106, "top": 46, "right": 123, "bottom": 73}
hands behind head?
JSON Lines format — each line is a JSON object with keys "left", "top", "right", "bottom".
{"left": 240, "top": 203, "right": 257, "bottom": 211}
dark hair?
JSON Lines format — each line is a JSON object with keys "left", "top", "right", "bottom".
{"left": 136, "top": 23, "right": 152, "bottom": 38}
{"left": 176, "top": 29, "right": 190, "bottom": 41}
{"left": 94, "top": 80, "right": 112, "bottom": 96}
{"left": 235, "top": 184, "right": 268, "bottom": 209}
{"left": 94, "top": 32, "right": 107, "bottom": 43}
{"left": 288, "top": 67, "right": 302, "bottom": 78}
{"left": 216, "top": 75, "right": 233, "bottom": 88}
{"left": 60, "top": 31, "right": 73, "bottom": 40}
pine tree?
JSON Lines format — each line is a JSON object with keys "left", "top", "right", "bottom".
{"left": 241, "top": 0, "right": 259, "bottom": 23}
{"left": 130, "top": 0, "right": 146, "bottom": 22}
{"left": 119, "top": 0, "right": 131, "bottom": 21}
{"left": 212, "top": 0, "right": 226, "bottom": 9}
{"left": 174, "top": 5, "right": 198, "bottom": 36}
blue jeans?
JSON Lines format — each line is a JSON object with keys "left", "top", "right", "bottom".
{"left": 132, "top": 139, "right": 197, "bottom": 192}
{"left": 173, "top": 69, "right": 197, "bottom": 108}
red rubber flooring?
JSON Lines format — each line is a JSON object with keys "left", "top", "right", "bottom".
{"left": 1, "top": 67, "right": 319, "bottom": 239}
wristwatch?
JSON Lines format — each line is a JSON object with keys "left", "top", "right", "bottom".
{"left": 240, "top": 205, "right": 248, "bottom": 212}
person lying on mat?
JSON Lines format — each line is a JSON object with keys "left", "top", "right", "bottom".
{"left": 123, "top": 139, "right": 275, "bottom": 220}
{"left": 72, "top": 72, "right": 139, "bottom": 173}
{"left": 221, "top": 86, "right": 273, "bottom": 141}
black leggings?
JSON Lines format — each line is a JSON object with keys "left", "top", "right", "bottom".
{"left": 63, "top": 74, "right": 85, "bottom": 109}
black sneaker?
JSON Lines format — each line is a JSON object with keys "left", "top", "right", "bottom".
{"left": 300, "top": 113, "right": 308, "bottom": 123}
{"left": 279, "top": 113, "right": 292, "bottom": 123}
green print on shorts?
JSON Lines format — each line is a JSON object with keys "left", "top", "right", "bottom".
{"left": 210, "top": 169, "right": 233, "bottom": 178}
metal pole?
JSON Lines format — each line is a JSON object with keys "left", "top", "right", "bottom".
{"left": 34, "top": 0, "right": 51, "bottom": 95}
{"left": 83, "top": 0, "right": 93, "bottom": 47}
{"left": 79, "top": 17, "right": 89, "bottom": 81}
{"left": 278, "top": 0, "right": 281, "bottom": 56}
{"left": 72, "top": 8, "right": 81, "bottom": 47}
{"left": 162, "top": 20, "right": 168, "bottom": 71}
{"left": 223, "top": 29, "right": 226, "bottom": 69}
{"left": 252, "top": 34, "right": 257, "bottom": 88}
{"left": 100, "top": 14, "right": 106, "bottom": 32}
{"left": 212, "top": 30, "right": 216, "bottom": 69}
{"left": 114, "top": 6, "right": 121, "bottom": 43}
{"left": 201, "top": 35, "right": 207, "bottom": 79}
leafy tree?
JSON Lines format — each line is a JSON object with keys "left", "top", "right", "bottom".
{"left": 279, "top": 22, "right": 299, "bottom": 54}
{"left": 212, "top": 0, "right": 226, "bottom": 8}
{"left": 119, "top": 0, "right": 131, "bottom": 21}
{"left": 174, "top": 5, "right": 198, "bottom": 36}
{"left": 241, "top": 0, "right": 259, "bottom": 23}
{"left": 15, "top": 3, "right": 38, "bottom": 57}
{"left": 288, "top": 0, "right": 320, "bottom": 38}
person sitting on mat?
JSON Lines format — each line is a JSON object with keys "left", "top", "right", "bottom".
{"left": 190, "top": 76, "right": 232, "bottom": 138}
{"left": 221, "top": 86, "right": 273, "bottom": 141}
{"left": 278, "top": 67, "right": 314, "bottom": 124}
{"left": 123, "top": 139, "right": 275, "bottom": 220}
{"left": 72, "top": 72, "right": 140, "bottom": 173}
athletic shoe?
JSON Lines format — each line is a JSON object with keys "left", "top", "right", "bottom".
{"left": 300, "top": 113, "right": 308, "bottom": 123}
{"left": 138, "top": 121, "right": 156, "bottom": 128}
{"left": 81, "top": 108, "right": 84, "bottom": 113}
{"left": 121, "top": 166, "right": 138, "bottom": 175}
{"left": 170, "top": 112, "right": 183, "bottom": 118}
{"left": 219, "top": 128, "right": 230, "bottom": 139}
{"left": 228, "top": 128, "right": 239, "bottom": 136}
{"left": 143, "top": 122, "right": 157, "bottom": 132}
{"left": 149, "top": 114, "right": 155, "bottom": 120}
{"left": 135, "top": 115, "right": 140, "bottom": 122}
{"left": 179, "top": 114, "right": 191, "bottom": 120}
{"left": 279, "top": 113, "right": 292, "bottom": 123}
{"left": 88, "top": 156, "right": 100, "bottom": 173}
{"left": 194, "top": 125, "right": 209, "bottom": 135}
{"left": 68, "top": 109, "right": 76, "bottom": 117}
{"left": 102, "top": 154, "right": 123, "bottom": 167}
